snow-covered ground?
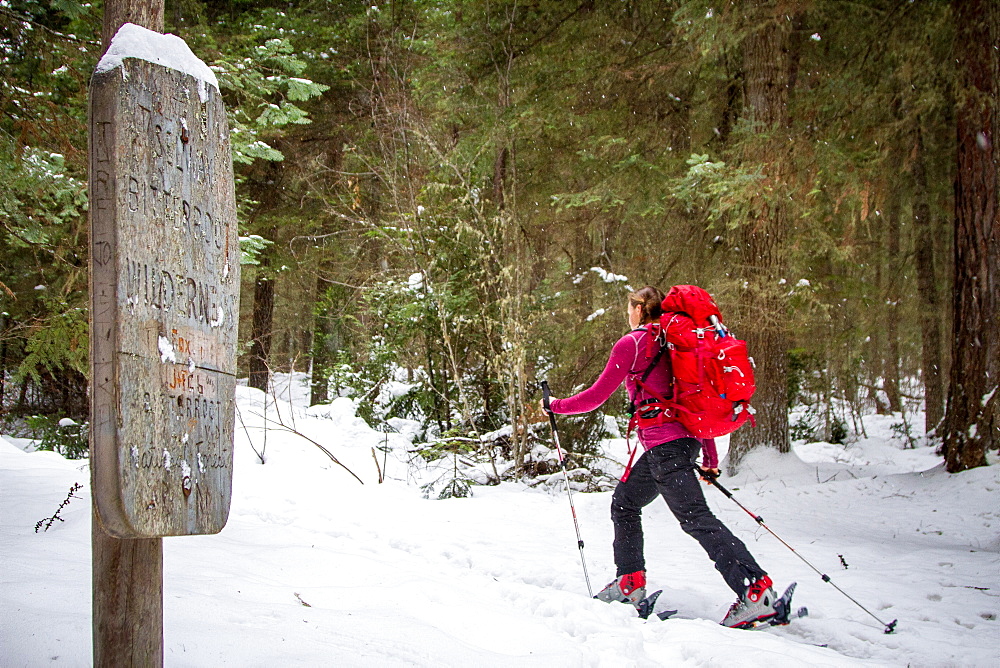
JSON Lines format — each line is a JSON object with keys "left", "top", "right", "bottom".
{"left": 2, "top": 374, "right": 998, "bottom": 666}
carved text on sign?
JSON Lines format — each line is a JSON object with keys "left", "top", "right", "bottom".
{"left": 124, "top": 259, "right": 235, "bottom": 325}
{"left": 90, "top": 58, "right": 238, "bottom": 538}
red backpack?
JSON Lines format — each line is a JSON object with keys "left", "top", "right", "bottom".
{"left": 635, "top": 285, "right": 756, "bottom": 439}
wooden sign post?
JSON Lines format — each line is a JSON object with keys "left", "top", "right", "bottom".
{"left": 89, "top": 21, "right": 238, "bottom": 666}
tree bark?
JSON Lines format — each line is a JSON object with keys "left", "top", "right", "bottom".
{"left": 942, "top": 0, "right": 998, "bottom": 471}
{"left": 310, "top": 276, "right": 332, "bottom": 406}
{"left": 883, "top": 186, "right": 903, "bottom": 413}
{"left": 101, "top": 0, "right": 163, "bottom": 56}
{"left": 911, "top": 123, "right": 945, "bottom": 433}
{"left": 0, "top": 312, "right": 6, "bottom": 413}
{"left": 248, "top": 260, "right": 276, "bottom": 392}
{"left": 94, "top": 4, "right": 165, "bottom": 667}
{"left": 727, "top": 2, "right": 793, "bottom": 472}
{"left": 493, "top": 145, "right": 509, "bottom": 210}
{"left": 92, "top": 507, "right": 163, "bottom": 667}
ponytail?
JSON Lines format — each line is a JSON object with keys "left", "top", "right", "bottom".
{"left": 628, "top": 286, "right": 665, "bottom": 325}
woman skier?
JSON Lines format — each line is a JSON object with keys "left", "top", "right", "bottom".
{"left": 543, "top": 285, "right": 779, "bottom": 628}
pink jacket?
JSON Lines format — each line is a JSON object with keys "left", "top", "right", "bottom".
{"left": 550, "top": 327, "right": 719, "bottom": 469}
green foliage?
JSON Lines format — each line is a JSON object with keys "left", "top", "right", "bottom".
{"left": 211, "top": 29, "right": 330, "bottom": 165}
{"left": 416, "top": 433, "right": 490, "bottom": 500}
{"left": 0, "top": 0, "right": 965, "bottom": 464}
{"left": 25, "top": 415, "right": 88, "bottom": 460}
{"left": 416, "top": 432, "right": 478, "bottom": 462}
{"left": 0, "top": 143, "right": 88, "bottom": 246}
{"left": 0, "top": 0, "right": 95, "bottom": 401}
{"left": 551, "top": 411, "right": 619, "bottom": 463}
{"left": 670, "top": 154, "right": 764, "bottom": 228}
{"left": 432, "top": 477, "right": 473, "bottom": 500}
{"left": 829, "top": 419, "right": 848, "bottom": 446}
{"left": 787, "top": 348, "right": 815, "bottom": 408}
{"left": 790, "top": 403, "right": 849, "bottom": 445}
{"left": 14, "top": 303, "right": 88, "bottom": 383}
{"left": 328, "top": 337, "right": 400, "bottom": 426}
{"left": 238, "top": 234, "right": 273, "bottom": 265}
{"left": 420, "top": 472, "right": 474, "bottom": 500}
{"left": 363, "top": 272, "right": 495, "bottom": 435}
{"left": 0, "top": 136, "right": 90, "bottom": 390}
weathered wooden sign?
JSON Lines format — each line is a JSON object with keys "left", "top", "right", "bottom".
{"left": 89, "top": 40, "right": 238, "bottom": 538}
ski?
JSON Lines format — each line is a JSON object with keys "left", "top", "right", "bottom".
{"left": 656, "top": 608, "right": 678, "bottom": 621}
{"left": 631, "top": 583, "right": 807, "bottom": 628}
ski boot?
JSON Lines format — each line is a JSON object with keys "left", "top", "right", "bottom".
{"left": 721, "top": 575, "right": 779, "bottom": 629}
{"left": 594, "top": 570, "right": 647, "bottom": 608}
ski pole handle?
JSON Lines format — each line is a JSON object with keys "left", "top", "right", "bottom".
{"left": 699, "top": 467, "right": 720, "bottom": 481}
{"left": 698, "top": 466, "right": 727, "bottom": 490}
{"left": 541, "top": 381, "right": 561, "bottom": 448}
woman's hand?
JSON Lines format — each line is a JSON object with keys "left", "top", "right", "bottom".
{"left": 698, "top": 467, "right": 720, "bottom": 484}
{"left": 540, "top": 397, "right": 558, "bottom": 413}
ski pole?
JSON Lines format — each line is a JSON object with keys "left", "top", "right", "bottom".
{"left": 700, "top": 469, "right": 897, "bottom": 634}
{"left": 541, "top": 380, "right": 593, "bottom": 598}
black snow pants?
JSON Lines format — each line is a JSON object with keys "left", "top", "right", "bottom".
{"left": 610, "top": 437, "right": 766, "bottom": 596}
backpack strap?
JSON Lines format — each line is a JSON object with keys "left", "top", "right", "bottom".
{"left": 627, "top": 325, "right": 669, "bottom": 415}
{"left": 621, "top": 327, "right": 673, "bottom": 483}
{"left": 621, "top": 436, "right": 639, "bottom": 483}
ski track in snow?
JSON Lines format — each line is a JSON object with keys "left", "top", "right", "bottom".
{"left": 1, "top": 374, "right": 998, "bottom": 666}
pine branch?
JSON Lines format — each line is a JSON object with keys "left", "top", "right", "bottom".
{"left": 0, "top": 8, "right": 100, "bottom": 46}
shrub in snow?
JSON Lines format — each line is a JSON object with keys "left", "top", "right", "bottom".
{"left": 34, "top": 483, "right": 83, "bottom": 532}
{"left": 24, "top": 415, "right": 88, "bottom": 460}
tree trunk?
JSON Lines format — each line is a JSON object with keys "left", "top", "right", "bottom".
{"left": 727, "top": 2, "right": 793, "bottom": 472}
{"left": 911, "top": 123, "right": 945, "bottom": 433}
{"left": 101, "top": 0, "right": 163, "bottom": 56}
{"left": 93, "top": 3, "right": 166, "bottom": 666}
{"left": 92, "top": 507, "right": 163, "bottom": 667}
{"left": 495, "top": 49, "right": 532, "bottom": 469}
{"left": 942, "top": 0, "right": 998, "bottom": 471}
{"left": 0, "top": 312, "right": 6, "bottom": 413}
{"left": 870, "top": 261, "right": 890, "bottom": 415}
{"left": 883, "top": 186, "right": 903, "bottom": 413}
{"left": 309, "top": 277, "right": 333, "bottom": 406}
{"left": 493, "top": 145, "right": 509, "bottom": 210}
{"left": 16, "top": 375, "right": 28, "bottom": 412}
{"left": 248, "top": 261, "right": 275, "bottom": 392}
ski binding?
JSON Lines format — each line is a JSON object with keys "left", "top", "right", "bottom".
{"left": 768, "top": 582, "right": 808, "bottom": 626}
{"left": 634, "top": 589, "right": 677, "bottom": 621}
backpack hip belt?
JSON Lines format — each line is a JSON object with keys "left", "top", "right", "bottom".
{"left": 622, "top": 383, "right": 675, "bottom": 482}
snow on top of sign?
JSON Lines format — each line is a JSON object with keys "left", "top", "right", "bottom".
{"left": 96, "top": 23, "right": 219, "bottom": 97}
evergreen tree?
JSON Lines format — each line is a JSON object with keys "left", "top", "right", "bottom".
{"left": 725, "top": 0, "right": 796, "bottom": 470}
{"left": 942, "top": 0, "right": 997, "bottom": 471}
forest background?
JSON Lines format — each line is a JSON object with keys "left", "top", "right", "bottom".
{"left": 1, "top": 0, "right": 996, "bottom": 480}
